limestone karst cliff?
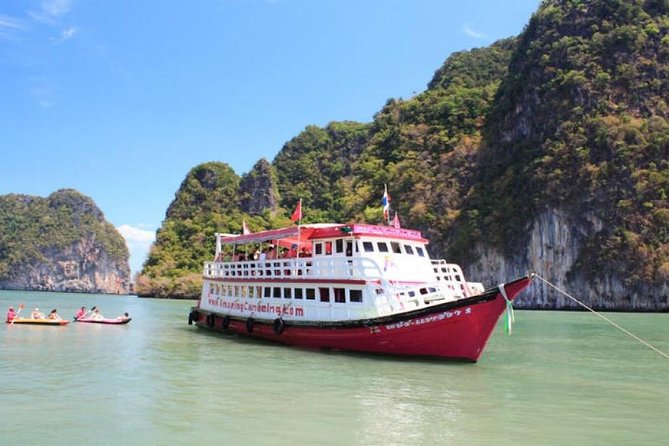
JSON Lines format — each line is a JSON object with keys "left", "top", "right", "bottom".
{"left": 0, "top": 190, "right": 130, "bottom": 294}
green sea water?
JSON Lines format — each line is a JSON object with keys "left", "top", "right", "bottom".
{"left": 1, "top": 290, "right": 668, "bottom": 446}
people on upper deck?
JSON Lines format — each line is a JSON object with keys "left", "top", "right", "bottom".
{"left": 47, "top": 309, "right": 62, "bottom": 320}
{"left": 31, "top": 308, "right": 44, "bottom": 319}
{"left": 266, "top": 244, "right": 277, "bottom": 260}
{"left": 6, "top": 306, "right": 16, "bottom": 322}
{"left": 300, "top": 247, "right": 311, "bottom": 257}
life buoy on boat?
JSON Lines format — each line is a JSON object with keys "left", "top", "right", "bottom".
{"left": 246, "top": 318, "right": 254, "bottom": 334}
{"left": 206, "top": 313, "right": 215, "bottom": 328}
{"left": 222, "top": 315, "right": 231, "bottom": 329}
{"left": 273, "top": 318, "right": 285, "bottom": 335}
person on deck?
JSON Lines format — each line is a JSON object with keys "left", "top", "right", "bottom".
{"left": 31, "top": 308, "right": 44, "bottom": 319}
{"left": 47, "top": 309, "right": 62, "bottom": 320}
{"left": 74, "top": 306, "right": 86, "bottom": 320}
{"left": 6, "top": 306, "right": 16, "bottom": 322}
{"left": 266, "top": 245, "right": 277, "bottom": 260}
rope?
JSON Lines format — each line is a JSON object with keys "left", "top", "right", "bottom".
{"left": 498, "top": 284, "right": 515, "bottom": 335}
{"left": 534, "top": 274, "right": 669, "bottom": 360}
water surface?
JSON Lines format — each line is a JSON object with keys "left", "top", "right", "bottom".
{"left": 1, "top": 290, "right": 667, "bottom": 445}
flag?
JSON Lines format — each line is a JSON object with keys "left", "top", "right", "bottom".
{"left": 381, "top": 184, "right": 390, "bottom": 222}
{"left": 242, "top": 220, "right": 250, "bottom": 235}
{"left": 392, "top": 212, "right": 401, "bottom": 229}
{"left": 291, "top": 199, "right": 302, "bottom": 223}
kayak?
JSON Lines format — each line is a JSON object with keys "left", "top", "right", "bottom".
{"left": 75, "top": 317, "right": 131, "bottom": 325}
{"left": 7, "top": 318, "right": 69, "bottom": 326}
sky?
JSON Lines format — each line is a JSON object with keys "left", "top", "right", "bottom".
{"left": 0, "top": 0, "right": 541, "bottom": 275}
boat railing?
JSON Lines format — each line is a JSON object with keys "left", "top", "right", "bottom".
{"left": 203, "top": 256, "right": 388, "bottom": 282}
{"left": 431, "top": 260, "right": 484, "bottom": 297}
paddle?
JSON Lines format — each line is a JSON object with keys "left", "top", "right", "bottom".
{"left": 74, "top": 305, "right": 96, "bottom": 321}
{"left": 10, "top": 303, "right": 24, "bottom": 324}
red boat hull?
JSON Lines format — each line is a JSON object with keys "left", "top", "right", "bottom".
{"left": 190, "top": 275, "right": 531, "bottom": 362}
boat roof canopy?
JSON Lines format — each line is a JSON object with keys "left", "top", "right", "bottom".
{"left": 218, "top": 223, "right": 427, "bottom": 247}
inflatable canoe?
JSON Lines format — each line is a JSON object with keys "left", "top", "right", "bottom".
{"left": 7, "top": 318, "right": 70, "bottom": 326}
{"left": 75, "top": 317, "right": 131, "bottom": 325}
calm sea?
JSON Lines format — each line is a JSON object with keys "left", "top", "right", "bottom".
{"left": 1, "top": 290, "right": 668, "bottom": 446}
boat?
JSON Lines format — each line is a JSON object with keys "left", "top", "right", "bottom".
{"left": 7, "top": 318, "right": 70, "bottom": 326}
{"left": 188, "top": 223, "right": 532, "bottom": 362}
{"left": 74, "top": 317, "right": 131, "bottom": 325}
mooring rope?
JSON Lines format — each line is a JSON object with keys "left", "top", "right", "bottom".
{"left": 534, "top": 273, "right": 669, "bottom": 360}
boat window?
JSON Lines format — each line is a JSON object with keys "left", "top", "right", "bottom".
{"left": 416, "top": 247, "right": 425, "bottom": 257}
{"left": 264, "top": 287, "right": 272, "bottom": 298}
{"left": 334, "top": 288, "right": 345, "bottom": 303}
{"left": 256, "top": 286, "right": 262, "bottom": 298}
{"left": 404, "top": 245, "right": 414, "bottom": 255}
{"left": 362, "top": 241, "right": 374, "bottom": 252}
{"left": 377, "top": 242, "right": 389, "bottom": 253}
{"left": 248, "top": 286, "right": 254, "bottom": 298}
{"left": 319, "top": 287, "right": 330, "bottom": 302}
{"left": 391, "top": 242, "right": 401, "bottom": 254}
{"left": 349, "top": 289, "right": 363, "bottom": 303}
{"left": 294, "top": 288, "right": 303, "bottom": 299}
{"left": 241, "top": 286, "right": 247, "bottom": 298}
{"left": 325, "top": 241, "right": 332, "bottom": 255}
{"left": 284, "top": 288, "right": 292, "bottom": 299}
{"left": 306, "top": 288, "right": 316, "bottom": 300}
{"left": 315, "top": 243, "right": 323, "bottom": 255}
{"left": 273, "top": 287, "right": 282, "bottom": 298}
{"left": 234, "top": 286, "right": 240, "bottom": 296}
{"left": 345, "top": 241, "right": 353, "bottom": 256}
{"left": 335, "top": 239, "right": 343, "bottom": 254}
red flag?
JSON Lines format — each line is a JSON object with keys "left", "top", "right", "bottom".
{"left": 392, "top": 212, "right": 401, "bottom": 229}
{"left": 291, "top": 199, "right": 302, "bottom": 222}
{"left": 242, "top": 220, "right": 250, "bottom": 235}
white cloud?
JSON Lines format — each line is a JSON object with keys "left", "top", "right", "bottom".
{"left": 29, "top": 0, "right": 74, "bottom": 24}
{"left": 0, "top": 14, "right": 25, "bottom": 37}
{"left": 116, "top": 224, "right": 156, "bottom": 276}
{"left": 0, "top": 15, "right": 23, "bottom": 30}
{"left": 50, "top": 26, "right": 77, "bottom": 44}
{"left": 463, "top": 24, "right": 487, "bottom": 40}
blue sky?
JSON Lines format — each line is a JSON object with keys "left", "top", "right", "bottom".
{"left": 0, "top": 0, "right": 541, "bottom": 275}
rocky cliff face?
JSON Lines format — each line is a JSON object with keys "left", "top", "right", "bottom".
{"left": 240, "top": 159, "right": 280, "bottom": 215}
{"left": 0, "top": 190, "right": 131, "bottom": 294}
{"left": 5, "top": 237, "right": 129, "bottom": 294}
{"left": 466, "top": 209, "right": 669, "bottom": 311}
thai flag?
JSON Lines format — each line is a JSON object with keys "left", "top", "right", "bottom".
{"left": 381, "top": 184, "right": 390, "bottom": 221}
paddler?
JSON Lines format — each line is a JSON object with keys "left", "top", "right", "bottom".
{"left": 6, "top": 306, "right": 16, "bottom": 322}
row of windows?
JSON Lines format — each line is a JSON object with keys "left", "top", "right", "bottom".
{"left": 209, "top": 283, "right": 364, "bottom": 304}
{"left": 312, "top": 239, "right": 427, "bottom": 257}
